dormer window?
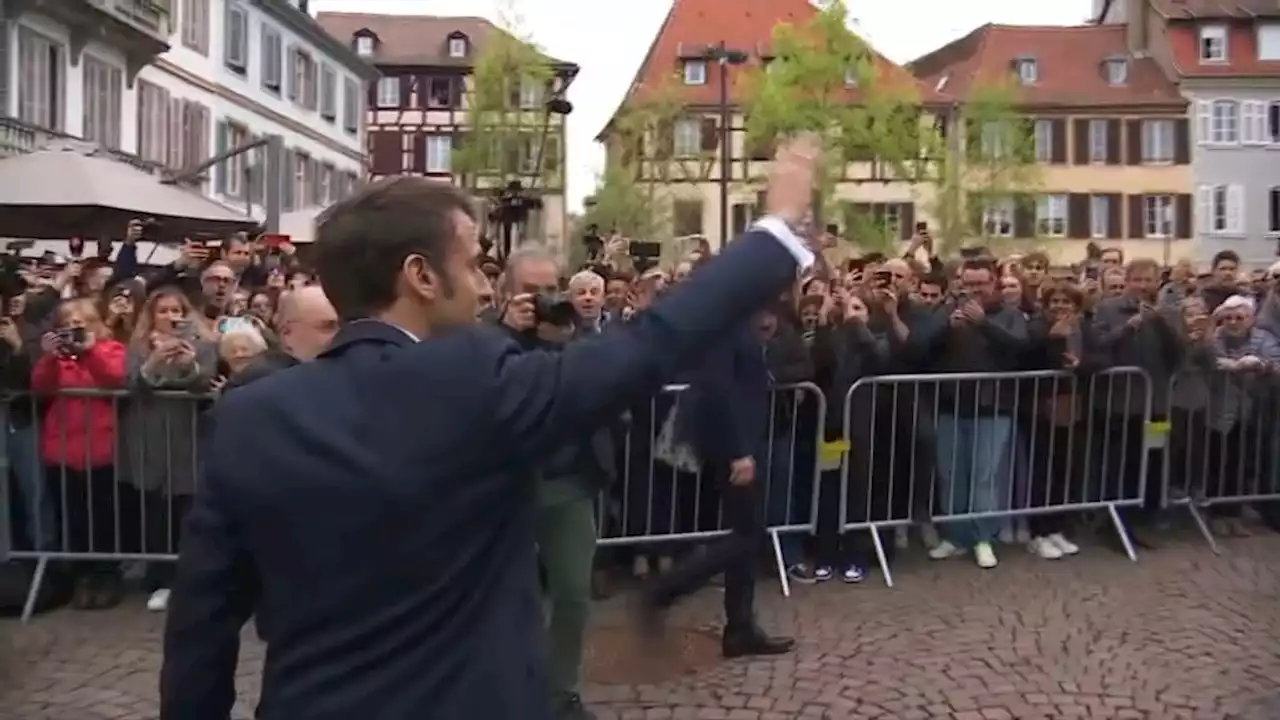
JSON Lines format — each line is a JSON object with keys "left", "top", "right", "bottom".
{"left": 448, "top": 33, "right": 468, "bottom": 58}
{"left": 1016, "top": 58, "right": 1037, "bottom": 85}
{"left": 1105, "top": 58, "right": 1128, "bottom": 85}
{"left": 844, "top": 67, "right": 858, "bottom": 87}
{"left": 353, "top": 30, "right": 377, "bottom": 57}
{"left": 683, "top": 60, "right": 706, "bottom": 85}
{"left": 1200, "top": 24, "right": 1227, "bottom": 62}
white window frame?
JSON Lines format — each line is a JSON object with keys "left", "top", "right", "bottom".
{"left": 1197, "top": 184, "right": 1243, "bottom": 235}
{"left": 1017, "top": 59, "right": 1037, "bottom": 85}
{"left": 673, "top": 118, "right": 701, "bottom": 156}
{"left": 844, "top": 67, "right": 858, "bottom": 87}
{"left": 1105, "top": 59, "right": 1128, "bottom": 85}
{"left": 682, "top": 60, "right": 706, "bottom": 85}
{"left": 1199, "top": 24, "right": 1228, "bottom": 62}
{"left": 224, "top": 2, "right": 248, "bottom": 72}
{"left": 1090, "top": 195, "right": 1109, "bottom": 239}
{"left": 17, "top": 27, "right": 63, "bottom": 131}
{"left": 136, "top": 80, "right": 169, "bottom": 164}
{"left": 448, "top": 37, "right": 467, "bottom": 58}
{"left": 82, "top": 55, "right": 123, "bottom": 149}
{"left": 518, "top": 79, "right": 542, "bottom": 109}
{"left": 224, "top": 121, "right": 249, "bottom": 199}
{"left": 1088, "top": 119, "right": 1108, "bottom": 163}
{"left": 1141, "top": 119, "right": 1174, "bottom": 163}
{"left": 356, "top": 36, "right": 374, "bottom": 56}
{"left": 261, "top": 26, "right": 283, "bottom": 93}
{"left": 1033, "top": 119, "right": 1053, "bottom": 162}
{"left": 1208, "top": 100, "right": 1239, "bottom": 144}
{"left": 982, "top": 200, "right": 1014, "bottom": 238}
{"left": 980, "top": 121, "right": 1007, "bottom": 159}
{"left": 376, "top": 77, "right": 399, "bottom": 108}
{"left": 425, "top": 135, "right": 452, "bottom": 173}
{"left": 1260, "top": 24, "right": 1280, "bottom": 61}
{"left": 319, "top": 64, "right": 337, "bottom": 121}
{"left": 1036, "top": 194, "right": 1067, "bottom": 237}
{"left": 1242, "top": 100, "right": 1263, "bottom": 144}
{"left": 1145, "top": 195, "right": 1174, "bottom": 238}
{"left": 343, "top": 77, "right": 360, "bottom": 134}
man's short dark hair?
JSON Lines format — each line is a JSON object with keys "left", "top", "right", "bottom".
{"left": 313, "top": 177, "right": 476, "bottom": 320}
{"left": 1211, "top": 250, "right": 1239, "bottom": 268}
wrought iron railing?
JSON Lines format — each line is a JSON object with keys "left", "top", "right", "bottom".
{"left": 0, "top": 115, "right": 167, "bottom": 175}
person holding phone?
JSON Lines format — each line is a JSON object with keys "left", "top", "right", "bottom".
{"left": 31, "top": 298, "right": 128, "bottom": 609}
{"left": 122, "top": 286, "right": 218, "bottom": 612}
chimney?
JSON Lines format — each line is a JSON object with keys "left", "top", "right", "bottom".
{"left": 1126, "top": 0, "right": 1147, "bottom": 54}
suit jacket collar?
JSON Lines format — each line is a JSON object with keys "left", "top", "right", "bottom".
{"left": 320, "top": 320, "right": 418, "bottom": 358}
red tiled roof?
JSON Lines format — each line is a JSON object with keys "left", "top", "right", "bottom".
{"left": 1151, "top": 0, "right": 1280, "bottom": 19}
{"left": 1163, "top": 20, "right": 1280, "bottom": 76}
{"left": 598, "top": 0, "right": 943, "bottom": 139}
{"left": 315, "top": 12, "right": 574, "bottom": 68}
{"left": 908, "top": 24, "right": 1184, "bottom": 108}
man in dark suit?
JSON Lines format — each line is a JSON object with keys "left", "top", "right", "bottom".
{"left": 160, "top": 137, "right": 821, "bottom": 720}
{"left": 641, "top": 307, "right": 796, "bottom": 658}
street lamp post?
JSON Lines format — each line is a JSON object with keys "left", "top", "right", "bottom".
{"left": 487, "top": 94, "right": 573, "bottom": 263}
{"left": 701, "top": 42, "right": 748, "bottom": 251}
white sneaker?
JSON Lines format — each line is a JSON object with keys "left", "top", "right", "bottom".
{"left": 919, "top": 523, "right": 940, "bottom": 548}
{"left": 1047, "top": 533, "right": 1080, "bottom": 556}
{"left": 893, "top": 526, "right": 909, "bottom": 550}
{"left": 928, "top": 540, "right": 965, "bottom": 560}
{"left": 974, "top": 542, "right": 998, "bottom": 569}
{"left": 146, "top": 588, "right": 170, "bottom": 612}
{"left": 1028, "top": 536, "right": 1063, "bottom": 560}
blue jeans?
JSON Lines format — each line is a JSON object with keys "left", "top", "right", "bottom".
{"left": 934, "top": 415, "right": 1013, "bottom": 549}
{"left": 6, "top": 422, "right": 55, "bottom": 551}
{"left": 763, "top": 434, "right": 806, "bottom": 566}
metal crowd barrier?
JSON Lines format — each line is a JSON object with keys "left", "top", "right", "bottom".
{"left": 596, "top": 382, "right": 825, "bottom": 597}
{"left": 840, "top": 367, "right": 1153, "bottom": 587}
{"left": 1161, "top": 368, "right": 1280, "bottom": 552}
{"left": 3, "top": 387, "right": 211, "bottom": 623}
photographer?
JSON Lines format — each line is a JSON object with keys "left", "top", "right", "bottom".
{"left": 497, "top": 247, "right": 614, "bottom": 720}
{"left": 1, "top": 290, "right": 50, "bottom": 553}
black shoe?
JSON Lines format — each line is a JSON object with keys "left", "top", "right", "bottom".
{"left": 554, "top": 692, "right": 595, "bottom": 720}
{"left": 722, "top": 626, "right": 795, "bottom": 659}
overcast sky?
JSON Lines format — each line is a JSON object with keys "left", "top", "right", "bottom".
{"left": 311, "top": 0, "right": 1094, "bottom": 211}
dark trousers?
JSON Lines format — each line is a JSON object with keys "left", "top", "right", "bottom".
{"left": 44, "top": 465, "right": 128, "bottom": 577}
{"left": 140, "top": 491, "right": 193, "bottom": 589}
{"left": 646, "top": 464, "right": 764, "bottom": 632}
{"left": 1027, "top": 421, "right": 1086, "bottom": 537}
{"left": 1094, "top": 413, "right": 1163, "bottom": 520}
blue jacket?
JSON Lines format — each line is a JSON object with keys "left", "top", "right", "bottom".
{"left": 159, "top": 227, "right": 804, "bottom": 720}
{"left": 678, "top": 321, "right": 772, "bottom": 464}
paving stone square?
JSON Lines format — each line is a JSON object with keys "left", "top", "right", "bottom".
{"left": 1, "top": 533, "right": 1278, "bottom": 719}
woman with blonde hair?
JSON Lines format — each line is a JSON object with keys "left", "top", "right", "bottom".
{"left": 121, "top": 285, "right": 218, "bottom": 612}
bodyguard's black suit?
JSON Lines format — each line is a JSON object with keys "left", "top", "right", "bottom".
{"left": 159, "top": 228, "right": 807, "bottom": 720}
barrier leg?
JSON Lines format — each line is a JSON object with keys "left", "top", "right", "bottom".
{"left": 1106, "top": 504, "right": 1139, "bottom": 563}
{"left": 20, "top": 556, "right": 48, "bottom": 624}
{"left": 869, "top": 524, "right": 894, "bottom": 588}
{"left": 769, "top": 529, "right": 790, "bottom": 598}
{"left": 1185, "top": 504, "right": 1220, "bottom": 554}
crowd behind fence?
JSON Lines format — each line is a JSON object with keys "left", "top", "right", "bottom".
{"left": 3, "top": 369, "right": 1279, "bottom": 620}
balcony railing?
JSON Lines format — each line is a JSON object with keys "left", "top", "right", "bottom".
{"left": 112, "top": 0, "right": 170, "bottom": 33}
{"left": 0, "top": 116, "right": 166, "bottom": 175}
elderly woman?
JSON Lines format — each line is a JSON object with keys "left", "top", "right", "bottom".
{"left": 121, "top": 286, "right": 218, "bottom": 612}
{"left": 220, "top": 324, "right": 269, "bottom": 380}
{"left": 1201, "top": 294, "right": 1280, "bottom": 536}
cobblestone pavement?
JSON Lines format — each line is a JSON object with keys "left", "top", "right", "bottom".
{"left": 2, "top": 532, "right": 1278, "bottom": 719}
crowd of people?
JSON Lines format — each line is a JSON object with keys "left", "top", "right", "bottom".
{"left": 2, "top": 220, "right": 339, "bottom": 613}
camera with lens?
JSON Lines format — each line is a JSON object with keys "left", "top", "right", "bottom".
{"left": 533, "top": 293, "right": 576, "bottom": 327}
{"left": 55, "top": 327, "right": 87, "bottom": 356}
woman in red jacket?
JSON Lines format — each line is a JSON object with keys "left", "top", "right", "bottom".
{"left": 32, "top": 297, "right": 129, "bottom": 609}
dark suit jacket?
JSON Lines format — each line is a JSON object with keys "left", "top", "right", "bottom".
{"left": 678, "top": 321, "right": 772, "bottom": 465}
{"left": 159, "top": 228, "right": 804, "bottom": 720}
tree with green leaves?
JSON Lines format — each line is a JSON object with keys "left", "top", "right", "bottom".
{"left": 739, "top": 0, "right": 1041, "bottom": 256}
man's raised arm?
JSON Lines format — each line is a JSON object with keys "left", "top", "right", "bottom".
{"left": 485, "top": 136, "right": 821, "bottom": 460}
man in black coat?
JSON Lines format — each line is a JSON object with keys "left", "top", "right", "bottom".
{"left": 160, "top": 138, "right": 820, "bottom": 720}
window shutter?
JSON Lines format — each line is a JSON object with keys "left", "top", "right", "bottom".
{"left": 1174, "top": 118, "right": 1190, "bottom": 164}
{"left": 1128, "top": 194, "right": 1145, "bottom": 238}
{"left": 544, "top": 136, "right": 561, "bottom": 174}
{"left": 247, "top": 134, "right": 263, "bottom": 204}
{"left": 310, "top": 158, "right": 324, "bottom": 206}
{"left": 1105, "top": 119, "right": 1121, "bottom": 164}
{"left": 1196, "top": 101, "right": 1210, "bottom": 144}
{"left": 1107, "top": 193, "right": 1123, "bottom": 237}
{"left": 1072, "top": 119, "right": 1089, "bottom": 164}
{"left": 399, "top": 76, "right": 412, "bottom": 109}
{"left": 699, "top": 118, "right": 718, "bottom": 152}
{"left": 1068, "top": 193, "right": 1089, "bottom": 238}
{"left": 1013, "top": 195, "right": 1034, "bottom": 238}
{"left": 1175, "top": 193, "right": 1192, "bottom": 238}
{"left": 1196, "top": 186, "right": 1211, "bottom": 234}
{"left": 260, "top": 28, "right": 271, "bottom": 90}
{"left": 1126, "top": 120, "right": 1143, "bottom": 165}
{"left": 286, "top": 46, "right": 298, "bottom": 100}
{"left": 282, "top": 148, "right": 295, "bottom": 211}
{"left": 1228, "top": 184, "right": 1244, "bottom": 233}
{"left": 898, "top": 203, "right": 915, "bottom": 240}
{"left": 1050, "top": 118, "right": 1067, "bottom": 164}
{"left": 410, "top": 133, "right": 425, "bottom": 173}
{"left": 214, "top": 120, "right": 228, "bottom": 194}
